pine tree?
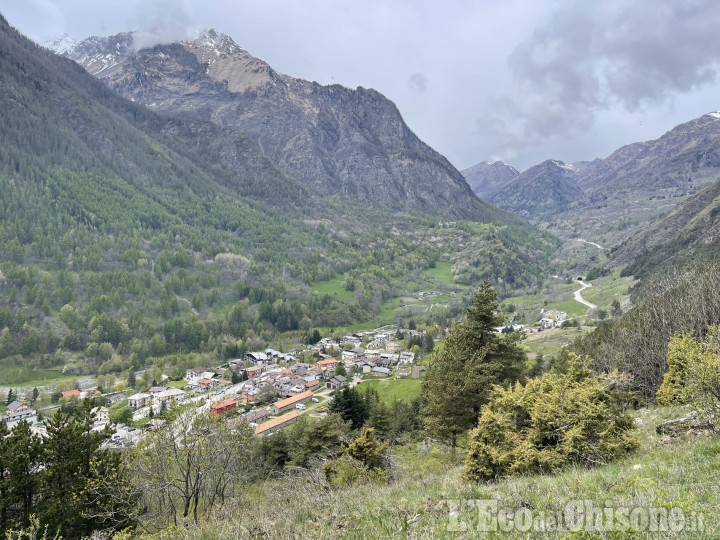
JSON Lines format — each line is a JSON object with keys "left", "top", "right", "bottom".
{"left": 329, "top": 386, "right": 368, "bottom": 430}
{"left": 422, "top": 281, "right": 526, "bottom": 449}
{"left": 38, "top": 400, "right": 126, "bottom": 537}
{"left": 346, "top": 428, "right": 388, "bottom": 470}
{"left": 0, "top": 420, "right": 43, "bottom": 533}
{"left": 368, "top": 400, "right": 391, "bottom": 440}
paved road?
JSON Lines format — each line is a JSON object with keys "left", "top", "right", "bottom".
{"left": 574, "top": 280, "right": 597, "bottom": 309}
{"left": 577, "top": 238, "right": 609, "bottom": 251}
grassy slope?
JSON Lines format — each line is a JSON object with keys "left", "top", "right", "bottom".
{"left": 501, "top": 272, "right": 636, "bottom": 326}
{"left": 138, "top": 406, "right": 719, "bottom": 539}
{"left": 310, "top": 279, "right": 355, "bottom": 301}
{"left": 356, "top": 377, "right": 423, "bottom": 402}
{"left": 421, "top": 262, "right": 457, "bottom": 286}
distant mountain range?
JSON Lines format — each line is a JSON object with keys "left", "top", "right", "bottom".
{"left": 461, "top": 160, "right": 519, "bottom": 200}
{"left": 463, "top": 113, "right": 720, "bottom": 243}
{"left": 61, "top": 29, "right": 500, "bottom": 221}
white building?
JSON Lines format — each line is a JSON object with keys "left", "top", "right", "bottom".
{"left": 128, "top": 393, "right": 152, "bottom": 410}
{"left": 154, "top": 387, "right": 187, "bottom": 405}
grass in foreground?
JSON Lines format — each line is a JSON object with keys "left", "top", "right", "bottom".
{"left": 138, "top": 406, "right": 719, "bottom": 539}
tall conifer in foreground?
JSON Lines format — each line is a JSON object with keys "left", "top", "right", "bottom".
{"left": 422, "top": 281, "right": 525, "bottom": 449}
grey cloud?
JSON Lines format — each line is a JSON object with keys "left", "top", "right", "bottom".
{"left": 483, "top": 0, "right": 720, "bottom": 159}
{"left": 128, "top": 0, "right": 197, "bottom": 51}
{"left": 408, "top": 72, "right": 428, "bottom": 93}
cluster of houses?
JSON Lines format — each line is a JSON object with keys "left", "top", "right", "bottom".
{"left": 3, "top": 326, "right": 429, "bottom": 442}
{"left": 227, "top": 356, "right": 343, "bottom": 404}
{"left": 537, "top": 308, "right": 569, "bottom": 329}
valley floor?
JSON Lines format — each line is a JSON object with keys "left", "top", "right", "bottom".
{"left": 137, "top": 406, "right": 719, "bottom": 539}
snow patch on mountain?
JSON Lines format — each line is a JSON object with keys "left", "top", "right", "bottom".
{"left": 45, "top": 33, "right": 76, "bottom": 54}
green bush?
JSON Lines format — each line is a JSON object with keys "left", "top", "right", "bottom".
{"left": 323, "top": 428, "right": 390, "bottom": 487}
{"left": 659, "top": 326, "right": 720, "bottom": 426}
{"left": 656, "top": 332, "right": 696, "bottom": 405}
{"left": 464, "top": 353, "right": 638, "bottom": 482}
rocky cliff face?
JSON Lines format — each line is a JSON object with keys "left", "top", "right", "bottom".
{"left": 65, "top": 30, "right": 488, "bottom": 219}
{"left": 461, "top": 160, "right": 520, "bottom": 200}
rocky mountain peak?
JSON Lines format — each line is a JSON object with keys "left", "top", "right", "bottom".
{"left": 43, "top": 33, "right": 76, "bottom": 54}
{"left": 182, "top": 28, "right": 280, "bottom": 93}
{"left": 61, "top": 32, "right": 135, "bottom": 75}
{"left": 538, "top": 159, "right": 576, "bottom": 174}
{"left": 488, "top": 158, "right": 582, "bottom": 222}
{"left": 462, "top": 160, "right": 520, "bottom": 199}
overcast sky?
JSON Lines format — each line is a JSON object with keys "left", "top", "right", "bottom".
{"left": 2, "top": 0, "right": 720, "bottom": 171}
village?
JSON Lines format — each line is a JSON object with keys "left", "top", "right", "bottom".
{"left": 1, "top": 325, "right": 430, "bottom": 444}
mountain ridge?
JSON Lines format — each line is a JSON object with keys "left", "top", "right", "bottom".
{"left": 464, "top": 112, "right": 720, "bottom": 243}
{"left": 64, "top": 29, "right": 495, "bottom": 220}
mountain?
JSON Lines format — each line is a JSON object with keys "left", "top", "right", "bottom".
{"left": 466, "top": 113, "right": 720, "bottom": 243}
{"left": 576, "top": 112, "right": 720, "bottom": 195}
{"left": 488, "top": 160, "right": 583, "bottom": 221}
{"left": 606, "top": 177, "right": 720, "bottom": 284}
{"left": 63, "top": 29, "right": 492, "bottom": 220}
{"left": 461, "top": 160, "right": 519, "bottom": 199}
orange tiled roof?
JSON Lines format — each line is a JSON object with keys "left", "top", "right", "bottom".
{"left": 317, "top": 359, "right": 337, "bottom": 366}
{"left": 273, "top": 390, "right": 313, "bottom": 409}
{"left": 211, "top": 399, "right": 237, "bottom": 410}
{"left": 61, "top": 389, "right": 80, "bottom": 397}
{"left": 254, "top": 410, "right": 299, "bottom": 434}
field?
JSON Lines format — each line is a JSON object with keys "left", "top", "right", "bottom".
{"left": 581, "top": 272, "right": 636, "bottom": 311}
{"left": 523, "top": 326, "right": 591, "bottom": 358}
{"left": 310, "top": 278, "right": 355, "bottom": 301}
{"left": 0, "top": 366, "right": 80, "bottom": 388}
{"left": 356, "top": 376, "right": 422, "bottom": 402}
{"left": 501, "top": 271, "right": 636, "bottom": 325}
{"left": 420, "top": 261, "right": 456, "bottom": 286}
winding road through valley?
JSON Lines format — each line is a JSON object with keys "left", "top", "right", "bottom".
{"left": 574, "top": 280, "right": 597, "bottom": 309}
